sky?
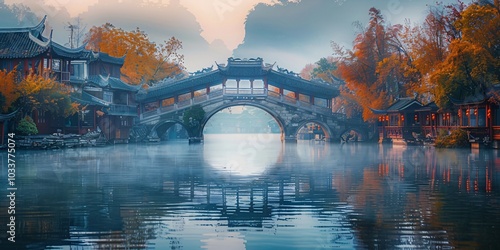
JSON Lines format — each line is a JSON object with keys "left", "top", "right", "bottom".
{"left": 1, "top": 0, "right": 474, "bottom": 72}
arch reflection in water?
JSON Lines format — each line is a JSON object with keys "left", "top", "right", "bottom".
{"left": 204, "top": 134, "right": 282, "bottom": 177}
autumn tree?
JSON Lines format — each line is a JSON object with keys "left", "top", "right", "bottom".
{"left": 85, "top": 23, "right": 184, "bottom": 85}
{"left": 15, "top": 73, "right": 77, "bottom": 118}
{"left": 0, "top": 68, "right": 19, "bottom": 113}
{"left": 299, "top": 63, "right": 315, "bottom": 80}
{"left": 431, "top": 2, "right": 500, "bottom": 108}
{"left": 301, "top": 56, "right": 362, "bottom": 118}
{"left": 335, "top": 8, "right": 409, "bottom": 121}
{"left": 401, "top": 2, "right": 467, "bottom": 102}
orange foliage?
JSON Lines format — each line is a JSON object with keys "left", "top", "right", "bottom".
{"left": 85, "top": 23, "right": 184, "bottom": 85}
{"left": 0, "top": 68, "right": 19, "bottom": 113}
{"left": 431, "top": 40, "right": 496, "bottom": 109}
{"left": 16, "top": 73, "right": 77, "bottom": 117}
{"left": 336, "top": 8, "right": 404, "bottom": 121}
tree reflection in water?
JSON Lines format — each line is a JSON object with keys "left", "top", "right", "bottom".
{"left": 0, "top": 142, "right": 499, "bottom": 249}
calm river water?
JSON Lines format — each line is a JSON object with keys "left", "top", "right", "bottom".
{"left": 1, "top": 134, "right": 500, "bottom": 249}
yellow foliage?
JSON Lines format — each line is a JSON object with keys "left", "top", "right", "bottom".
{"left": 16, "top": 73, "right": 77, "bottom": 117}
{"left": 85, "top": 24, "right": 183, "bottom": 85}
{"left": 0, "top": 68, "right": 19, "bottom": 112}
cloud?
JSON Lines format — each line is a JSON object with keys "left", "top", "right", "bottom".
{"left": 1, "top": 0, "right": 473, "bottom": 72}
{"left": 233, "top": 0, "right": 473, "bottom": 72}
{"left": 1, "top": 0, "right": 232, "bottom": 71}
{"left": 78, "top": 0, "right": 231, "bottom": 71}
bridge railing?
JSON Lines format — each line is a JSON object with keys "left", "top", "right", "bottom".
{"left": 209, "top": 89, "right": 224, "bottom": 98}
{"left": 283, "top": 95, "right": 297, "bottom": 105}
{"left": 140, "top": 87, "right": 345, "bottom": 121}
{"left": 298, "top": 100, "right": 312, "bottom": 109}
{"left": 266, "top": 90, "right": 335, "bottom": 115}
{"left": 160, "top": 104, "right": 175, "bottom": 113}
{"left": 177, "top": 99, "right": 192, "bottom": 108}
{"left": 268, "top": 90, "right": 280, "bottom": 99}
{"left": 142, "top": 109, "right": 158, "bottom": 118}
{"left": 141, "top": 89, "right": 225, "bottom": 120}
{"left": 193, "top": 94, "right": 208, "bottom": 104}
{"left": 223, "top": 88, "right": 267, "bottom": 97}
{"left": 108, "top": 104, "right": 138, "bottom": 116}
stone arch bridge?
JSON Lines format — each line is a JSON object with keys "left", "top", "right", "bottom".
{"left": 134, "top": 58, "right": 370, "bottom": 143}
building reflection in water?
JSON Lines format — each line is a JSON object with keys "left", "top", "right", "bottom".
{"left": 0, "top": 141, "right": 499, "bottom": 249}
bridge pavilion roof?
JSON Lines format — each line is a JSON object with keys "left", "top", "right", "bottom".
{"left": 137, "top": 57, "right": 339, "bottom": 102}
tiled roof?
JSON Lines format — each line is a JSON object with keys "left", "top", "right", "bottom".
{"left": 370, "top": 98, "right": 422, "bottom": 114}
{"left": 87, "top": 75, "right": 141, "bottom": 92}
{"left": 386, "top": 98, "right": 421, "bottom": 111}
{"left": 0, "top": 16, "right": 50, "bottom": 59}
{"left": 92, "top": 52, "right": 125, "bottom": 65}
{"left": 415, "top": 102, "right": 439, "bottom": 112}
{"left": 51, "top": 42, "right": 88, "bottom": 59}
{"left": 138, "top": 70, "right": 222, "bottom": 102}
{"left": 0, "top": 16, "right": 124, "bottom": 63}
{"left": 0, "top": 110, "right": 18, "bottom": 121}
{"left": 71, "top": 92, "right": 110, "bottom": 107}
{"left": 138, "top": 58, "right": 339, "bottom": 102}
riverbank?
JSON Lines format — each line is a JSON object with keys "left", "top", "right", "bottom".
{"left": 10, "top": 132, "right": 107, "bottom": 149}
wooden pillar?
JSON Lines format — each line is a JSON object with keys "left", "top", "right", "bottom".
{"left": 23, "top": 60, "right": 28, "bottom": 77}
{"left": 93, "top": 107, "right": 97, "bottom": 131}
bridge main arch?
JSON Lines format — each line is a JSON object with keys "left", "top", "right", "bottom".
{"left": 199, "top": 101, "right": 287, "bottom": 140}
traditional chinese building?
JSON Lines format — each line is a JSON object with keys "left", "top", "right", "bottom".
{"left": 372, "top": 98, "right": 425, "bottom": 144}
{"left": 374, "top": 85, "right": 500, "bottom": 148}
{"left": 64, "top": 43, "right": 138, "bottom": 143}
{"left": 452, "top": 84, "right": 500, "bottom": 148}
{"left": 0, "top": 16, "right": 139, "bottom": 143}
{"left": 0, "top": 16, "right": 84, "bottom": 134}
{"left": 69, "top": 74, "right": 140, "bottom": 143}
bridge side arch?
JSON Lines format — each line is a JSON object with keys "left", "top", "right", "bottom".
{"left": 339, "top": 126, "right": 370, "bottom": 142}
{"left": 150, "top": 119, "right": 189, "bottom": 139}
{"left": 199, "top": 101, "right": 287, "bottom": 138}
{"left": 292, "top": 119, "right": 334, "bottom": 141}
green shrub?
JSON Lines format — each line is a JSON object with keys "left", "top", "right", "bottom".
{"left": 182, "top": 105, "right": 205, "bottom": 134}
{"left": 434, "top": 129, "right": 469, "bottom": 148}
{"left": 16, "top": 116, "right": 38, "bottom": 135}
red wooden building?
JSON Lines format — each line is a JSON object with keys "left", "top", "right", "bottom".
{"left": 375, "top": 85, "right": 500, "bottom": 148}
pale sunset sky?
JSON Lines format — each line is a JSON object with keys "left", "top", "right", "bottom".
{"left": 1, "top": 0, "right": 473, "bottom": 71}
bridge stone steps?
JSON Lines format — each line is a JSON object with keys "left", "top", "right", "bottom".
{"left": 129, "top": 125, "right": 150, "bottom": 142}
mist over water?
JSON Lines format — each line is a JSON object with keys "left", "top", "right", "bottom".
{"left": 1, "top": 137, "right": 500, "bottom": 249}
